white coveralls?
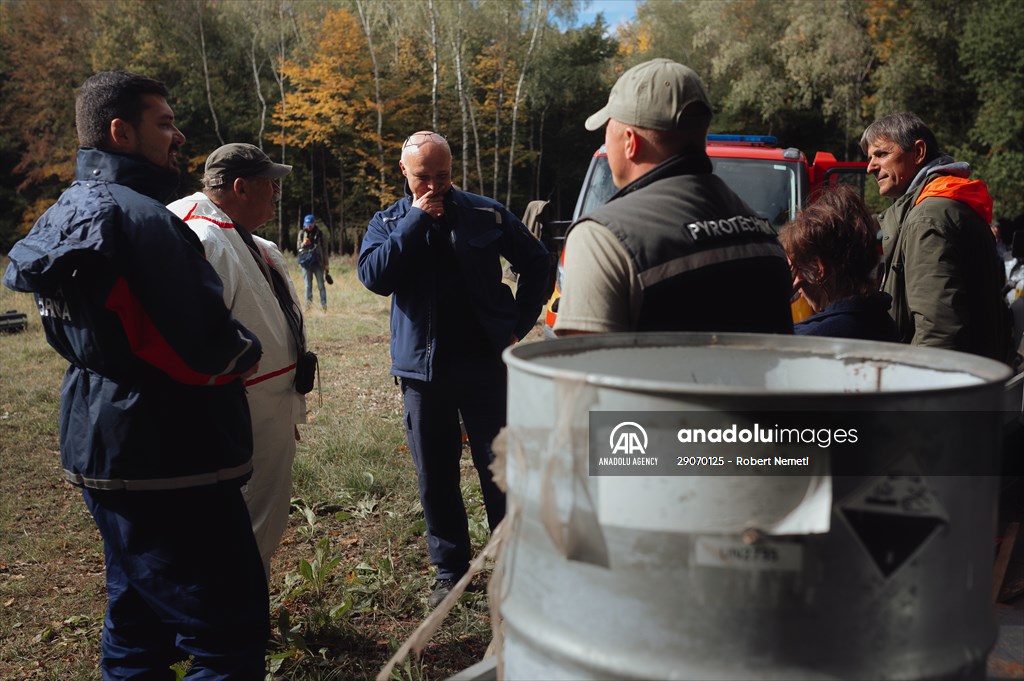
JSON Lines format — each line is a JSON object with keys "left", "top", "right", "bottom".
{"left": 168, "top": 193, "right": 307, "bottom": 578}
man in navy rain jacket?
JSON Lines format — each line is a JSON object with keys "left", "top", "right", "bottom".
{"left": 358, "top": 131, "right": 548, "bottom": 607}
{"left": 4, "top": 71, "right": 268, "bottom": 680}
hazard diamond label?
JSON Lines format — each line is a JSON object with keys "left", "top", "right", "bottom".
{"left": 838, "top": 456, "right": 949, "bottom": 578}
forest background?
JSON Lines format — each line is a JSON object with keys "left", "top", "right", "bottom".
{"left": 1, "top": 0, "right": 1022, "bottom": 256}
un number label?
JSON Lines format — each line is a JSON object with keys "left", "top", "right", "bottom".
{"left": 694, "top": 537, "right": 802, "bottom": 571}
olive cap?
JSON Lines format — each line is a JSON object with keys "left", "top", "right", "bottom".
{"left": 204, "top": 143, "right": 292, "bottom": 187}
{"left": 586, "top": 58, "right": 712, "bottom": 132}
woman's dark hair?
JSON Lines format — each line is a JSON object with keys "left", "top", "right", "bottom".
{"left": 75, "top": 71, "right": 170, "bottom": 148}
{"left": 779, "top": 185, "right": 881, "bottom": 301}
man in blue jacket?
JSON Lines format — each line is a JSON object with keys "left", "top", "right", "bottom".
{"left": 359, "top": 131, "right": 549, "bottom": 607}
{"left": 4, "top": 72, "right": 269, "bottom": 679}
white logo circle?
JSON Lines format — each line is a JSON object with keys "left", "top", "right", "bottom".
{"left": 609, "top": 421, "right": 648, "bottom": 455}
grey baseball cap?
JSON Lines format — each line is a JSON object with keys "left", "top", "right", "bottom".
{"left": 585, "top": 58, "right": 712, "bottom": 132}
{"left": 204, "top": 143, "right": 292, "bottom": 186}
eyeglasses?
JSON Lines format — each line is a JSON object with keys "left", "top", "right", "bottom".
{"left": 266, "top": 177, "right": 282, "bottom": 201}
{"left": 244, "top": 176, "right": 281, "bottom": 191}
{"left": 211, "top": 176, "right": 280, "bottom": 190}
{"left": 402, "top": 132, "right": 447, "bottom": 150}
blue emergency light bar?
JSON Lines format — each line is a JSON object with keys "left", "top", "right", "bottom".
{"left": 595, "top": 135, "right": 779, "bottom": 156}
{"left": 707, "top": 134, "right": 778, "bottom": 146}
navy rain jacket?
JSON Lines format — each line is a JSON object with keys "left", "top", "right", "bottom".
{"left": 3, "top": 148, "right": 262, "bottom": 490}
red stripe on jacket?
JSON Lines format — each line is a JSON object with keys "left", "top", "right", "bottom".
{"left": 105, "top": 276, "right": 239, "bottom": 386}
{"left": 245, "top": 363, "right": 296, "bottom": 387}
{"left": 183, "top": 203, "right": 235, "bottom": 229}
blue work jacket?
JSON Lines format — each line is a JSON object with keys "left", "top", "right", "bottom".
{"left": 3, "top": 148, "right": 262, "bottom": 490}
{"left": 358, "top": 187, "right": 549, "bottom": 381}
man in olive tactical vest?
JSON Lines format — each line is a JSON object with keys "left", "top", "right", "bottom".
{"left": 553, "top": 58, "right": 793, "bottom": 335}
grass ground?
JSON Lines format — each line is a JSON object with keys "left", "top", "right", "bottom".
{"left": 0, "top": 254, "right": 505, "bottom": 680}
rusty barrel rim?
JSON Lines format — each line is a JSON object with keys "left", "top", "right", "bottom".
{"left": 504, "top": 332, "right": 1012, "bottom": 398}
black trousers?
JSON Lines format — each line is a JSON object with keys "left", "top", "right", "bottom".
{"left": 82, "top": 483, "right": 269, "bottom": 680}
{"left": 401, "top": 356, "right": 507, "bottom": 580}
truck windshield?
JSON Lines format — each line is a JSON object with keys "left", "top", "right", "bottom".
{"left": 577, "top": 156, "right": 800, "bottom": 232}
{"left": 577, "top": 156, "right": 618, "bottom": 217}
{"left": 711, "top": 158, "right": 799, "bottom": 230}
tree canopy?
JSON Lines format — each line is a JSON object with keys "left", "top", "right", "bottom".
{"left": 1, "top": 0, "right": 1019, "bottom": 254}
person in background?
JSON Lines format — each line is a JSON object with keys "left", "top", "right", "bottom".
{"left": 861, "top": 111, "right": 1010, "bottom": 361}
{"left": 3, "top": 71, "right": 268, "bottom": 679}
{"left": 168, "top": 143, "right": 307, "bottom": 580}
{"left": 358, "top": 130, "right": 549, "bottom": 608}
{"left": 553, "top": 58, "right": 793, "bottom": 336}
{"left": 779, "top": 186, "right": 899, "bottom": 341}
{"left": 297, "top": 213, "right": 329, "bottom": 311}
{"left": 521, "top": 199, "right": 559, "bottom": 301}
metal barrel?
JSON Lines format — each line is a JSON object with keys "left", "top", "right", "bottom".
{"left": 497, "top": 333, "right": 1011, "bottom": 680}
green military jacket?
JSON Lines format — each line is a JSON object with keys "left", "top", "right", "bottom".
{"left": 880, "top": 172, "right": 1009, "bottom": 362}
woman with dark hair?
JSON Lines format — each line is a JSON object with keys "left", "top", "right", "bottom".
{"left": 779, "top": 185, "right": 899, "bottom": 341}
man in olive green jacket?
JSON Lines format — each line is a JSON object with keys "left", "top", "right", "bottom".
{"left": 861, "top": 112, "right": 1010, "bottom": 363}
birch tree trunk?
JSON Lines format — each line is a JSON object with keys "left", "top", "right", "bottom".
{"left": 249, "top": 33, "right": 267, "bottom": 150}
{"left": 469, "top": 89, "right": 484, "bottom": 194}
{"left": 491, "top": 9, "right": 510, "bottom": 199}
{"left": 272, "top": 1, "right": 290, "bottom": 247}
{"left": 197, "top": 3, "right": 224, "bottom": 146}
{"left": 506, "top": 0, "right": 545, "bottom": 207}
{"left": 355, "top": 0, "right": 387, "bottom": 201}
{"left": 248, "top": 33, "right": 281, "bottom": 235}
{"left": 428, "top": 0, "right": 439, "bottom": 132}
{"left": 444, "top": 0, "right": 473, "bottom": 189}
{"left": 452, "top": 30, "right": 470, "bottom": 188}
